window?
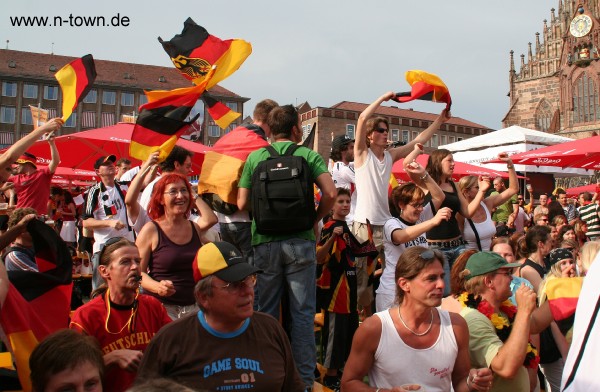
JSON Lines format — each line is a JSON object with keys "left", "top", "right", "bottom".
{"left": 208, "top": 125, "right": 221, "bottom": 137}
{"left": 83, "top": 89, "right": 97, "bottom": 104}
{"left": 82, "top": 111, "right": 96, "bottom": 128}
{"left": 0, "top": 106, "right": 16, "bottom": 124}
{"left": 139, "top": 94, "right": 148, "bottom": 106}
{"left": 412, "top": 131, "right": 418, "bottom": 140}
{"left": 0, "top": 132, "right": 14, "bottom": 146}
{"left": 101, "top": 112, "right": 115, "bottom": 127}
{"left": 43, "top": 85, "right": 58, "bottom": 100}
{"left": 21, "top": 108, "right": 33, "bottom": 125}
{"left": 536, "top": 99, "right": 553, "bottom": 132}
{"left": 102, "top": 90, "right": 116, "bottom": 105}
{"left": 346, "top": 124, "right": 355, "bottom": 139}
{"left": 402, "top": 130, "right": 409, "bottom": 143}
{"left": 431, "top": 134, "right": 438, "bottom": 148}
{"left": 64, "top": 113, "right": 77, "bottom": 128}
{"left": 23, "top": 84, "right": 38, "bottom": 99}
{"left": 391, "top": 129, "right": 399, "bottom": 142}
{"left": 303, "top": 124, "right": 312, "bottom": 140}
{"left": 457, "top": 137, "right": 463, "bottom": 142}
{"left": 121, "top": 92, "right": 134, "bottom": 106}
{"left": 573, "top": 72, "right": 600, "bottom": 124}
{"left": 449, "top": 136, "right": 455, "bottom": 143}
{"left": 225, "top": 102, "right": 238, "bottom": 112}
{"left": 441, "top": 135, "right": 447, "bottom": 145}
{"left": 1, "top": 82, "right": 17, "bottom": 97}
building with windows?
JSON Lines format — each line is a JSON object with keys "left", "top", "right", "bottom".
{"left": 299, "top": 101, "right": 492, "bottom": 159}
{"left": 0, "top": 49, "right": 248, "bottom": 147}
{"left": 504, "top": 0, "right": 600, "bottom": 138}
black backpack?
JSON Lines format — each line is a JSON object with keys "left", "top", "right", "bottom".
{"left": 251, "top": 144, "right": 316, "bottom": 235}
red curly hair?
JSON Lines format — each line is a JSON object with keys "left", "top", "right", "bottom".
{"left": 147, "top": 173, "right": 193, "bottom": 220}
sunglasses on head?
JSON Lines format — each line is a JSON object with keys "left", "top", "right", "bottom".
{"left": 374, "top": 127, "right": 388, "bottom": 134}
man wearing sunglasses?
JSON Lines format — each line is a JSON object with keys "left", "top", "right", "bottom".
{"left": 352, "top": 92, "right": 451, "bottom": 316}
{"left": 137, "top": 241, "right": 305, "bottom": 391}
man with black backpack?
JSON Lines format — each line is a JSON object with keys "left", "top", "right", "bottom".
{"left": 237, "top": 104, "right": 336, "bottom": 390}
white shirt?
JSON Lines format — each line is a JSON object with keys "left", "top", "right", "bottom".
{"left": 354, "top": 149, "right": 393, "bottom": 225}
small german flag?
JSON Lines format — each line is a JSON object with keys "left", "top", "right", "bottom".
{"left": 130, "top": 81, "right": 210, "bottom": 162}
{"left": 159, "top": 18, "right": 252, "bottom": 89}
{"left": 202, "top": 92, "right": 241, "bottom": 129}
{"left": 54, "top": 54, "right": 97, "bottom": 122}
{"left": 392, "top": 70, "right": 452, "bottom": 109}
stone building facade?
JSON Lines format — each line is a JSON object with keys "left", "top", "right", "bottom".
{"left": 504, "top": 0, "right": 600, "bottom": 139}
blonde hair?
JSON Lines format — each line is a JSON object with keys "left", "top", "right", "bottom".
{"left": 458, "top": 176, "right": 478, "bottom": 197}
{"left": 579, "top": 240, "right": 600, "bottom": 275}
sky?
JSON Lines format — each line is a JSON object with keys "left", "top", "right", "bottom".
{"left": 1, "top": 1, "right": 561, "bottom": 129}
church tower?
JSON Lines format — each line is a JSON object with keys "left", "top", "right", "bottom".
{"left": 504, "top": 1, "right": 600, "bottom": 138}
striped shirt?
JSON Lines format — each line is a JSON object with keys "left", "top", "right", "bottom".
{"left": 579, "top": 203, "right": 600, "bottom": 239}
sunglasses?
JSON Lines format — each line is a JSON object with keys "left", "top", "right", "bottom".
{"left": 374, "top": 127, "right": 389, "bottom": 134}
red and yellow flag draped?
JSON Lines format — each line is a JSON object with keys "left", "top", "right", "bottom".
{"left": 392, "top": 70, "right": 452, "bottom": 109}
{"left": 201, "top": 92, "right": 241, "bottom": 129}
{"left": 0, "top": 220, "right": 72, "bottom": 392}
{"left": 130, "top": 70, "right": 214, "bottom": 162}
{"left": 54, "top": 54, "right": 97, "bottom": 121}
{"left": 159, "top": 18, "right": 252, "bottom": 90}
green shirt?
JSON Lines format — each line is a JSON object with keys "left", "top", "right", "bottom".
{"left": 491, "top": 193, "right": 517, "bottom": 223}
{"left": 460, "top": 307, "right": 529, "bottom": 392}
{"left": 239, "top": 141, "right": 329, "bottom": 246}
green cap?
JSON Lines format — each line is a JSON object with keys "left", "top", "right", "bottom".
{"left": 464, "top": 251, "right": 522, "bottom": 280}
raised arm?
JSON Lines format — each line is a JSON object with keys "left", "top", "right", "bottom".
{"left": 391, "top": 207, "right": 452, "bottom": 245}
{"left": 125, "top": 152, "right": 159, "bottom": 224}
{"left": 47, "top": 133, "right": 60, "bottom": 174}
{"left": 404, "top": 144, "right": 445, "bottom": 210}
{"left": 0, "top": 118, "right": 63, "bottom": 172}
{"left": 354, "top": 92, "right": 395, "bottom": 168}
{"left": 484, "top": 154, "right": 518, "bottom": 209}
{"left": 193, "top": 196, "right": 218, "bottom": 230}
{"left": 389, "top": 108, "right": 451, "bottom": 162}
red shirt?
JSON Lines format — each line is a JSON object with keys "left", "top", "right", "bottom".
{"left": 9, "top": 167, "right": 53, "bottom": 215}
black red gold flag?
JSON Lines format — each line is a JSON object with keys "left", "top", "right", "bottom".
{"left": 0, "top": 219, "right": 72, "bottom": 392}
{"left": 55, "top": 54, "right": 97, "bottom": 121}
{"left": 158, "top": 18, "right": 252, "bottom": 89}
{"left": 201, "top": 92, "right": 241, "bottom": 129}
{"left": 197, "top": 124, "right": 269, "bottom": 214}
{"left": 392, "top": 70, "right": 452, "bottom": 109}
{"left": 131, "top": 75, "right": 213, "bottom": 161}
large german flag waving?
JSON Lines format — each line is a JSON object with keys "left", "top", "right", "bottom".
{"left": 130, "top": 77, "right": 212, "bottom": 162}
{"left": 54, "top": 54, "right": 97, "bottom": 122}
{"left": 159, "top": 18, "right": 252, "bottom": 89}
{"left": 392, "top": 70, "right": 452, "bottom": 110}
{"left": 0, "top": 219, "right": 72, "bottom": 392}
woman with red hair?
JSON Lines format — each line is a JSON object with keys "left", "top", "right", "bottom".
{"left": 136, "top": 173, "right": 207, "bottom": 320}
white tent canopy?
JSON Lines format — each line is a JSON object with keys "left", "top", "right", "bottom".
{"left": 439, "top": 126, "right": 590, "bottom": 176}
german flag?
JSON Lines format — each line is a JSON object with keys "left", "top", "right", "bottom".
{"left": 131, "top": 75, "right": 213, "bottom": 162}
{"left": 158, "top": 18, "right": 252, "bottom": 89}
{"left": 0, "top": 219, "right": 72, "bottom": 392}
{"left": 546, "top": 277, "right": 583, "bottom": 326}
{"left": 202, "top": 92, "right": 241, "bottom": 129}
{"left": 197, "top": 124, "right": 269, "bottom": 214}
{"left": 54, "top": 54, "right": 97, "bottom": 122}
{"left": 392, "top": 70, "right": 452, "bottom": 109}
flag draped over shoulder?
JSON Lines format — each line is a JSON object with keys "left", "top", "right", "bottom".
{"left": 0, "top": 220, "right": 72, "bottom": 392}
{"left": 130, "top": 76, "right": 212, "bottom": 162}
{"left": 197, "top": 124, "right": 269, "bottom": 214}
{"left": 201, "top": 92, "right": 241, "bottom": 129}
{"left": 159, "top": 18, "right": 252, "bottom": 90}
{"left": 54, "top": 54, "right": 97, "bottom": 121}
{"left": 545, "top": 277, "right": 583, "bottom": 335}
{"left": 392, "top": 70, "right": 452, "bottom": 109}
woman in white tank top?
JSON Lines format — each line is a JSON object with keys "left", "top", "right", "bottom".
{"left": 341, "top": 246, "right": 494, "bottom": 392}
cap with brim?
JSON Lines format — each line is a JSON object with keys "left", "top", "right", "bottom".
{"left": 94, "top": 155, "right": 117, "bottom": 170}
{"left": 193, "top": 241, "right": 262, "bottom": 283}
{"left": 15, "top": 153, "right": 37, "bottom": 168}
{"left": 331, "top": 135, "right": 354, "bottom": 152}
{"left": 548, "top": 248, "right": 574, "bottom": 267}
{"left": 464, "top": 251, "right": 522, "bottom": 280}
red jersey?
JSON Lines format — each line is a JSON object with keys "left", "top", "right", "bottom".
{"left": 9, "top": 167, "right": 53, "bottom": 215}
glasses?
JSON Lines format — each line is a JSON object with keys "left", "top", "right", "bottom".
{"left": 212, "top": 274, "right": 257, "bottom": 293}
{"left": 408, "top": 200, "right": 425, "bottom": 209}
{"left": 164, "top": 188, "right": 189, "bottom": 197}
{"left": 374, "top": 127, "right": 389, "bottom": 134}
{"left": 494, "top": 270, "right": 513, "bottom": 277}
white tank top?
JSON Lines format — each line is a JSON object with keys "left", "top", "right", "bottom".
{"left": 354, "top": 149, "right": 393, "bottom": 225}
{"left": 463, "top": 202, "right": 496, "bottom": 251}
{"left": 368, "top": 308, "right": 458, "bottom": 391}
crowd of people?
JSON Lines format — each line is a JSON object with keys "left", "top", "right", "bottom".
{"left": 0, "top": 95, "right": 599, "bottom": 392}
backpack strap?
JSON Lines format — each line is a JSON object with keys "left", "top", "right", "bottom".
{"left": 466, "top": 219, "right": 482, "bottom": 251}
{"left": 284, "top": 143, "right": 300, "bottom": 156}
{"left": 264, "top": 145, "right": 279, "bottom": 157}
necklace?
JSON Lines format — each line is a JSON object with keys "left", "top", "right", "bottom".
{"left": 397, "top": 307, "right": 433, "bottom": 336}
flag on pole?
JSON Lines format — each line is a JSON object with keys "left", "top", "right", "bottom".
{"left": 130, "top": 72, "right": 213, "bottom": 162}
{"left": 159, "top": 18, "right": 252, "bottom": 89}
{"left": 29, "top": 105, "right": 48, "bottom": 129}
{"left": 392, "top": 70, "right": 452, "bottom": 109}
{"left": 54, "top": 54, "right": 97, "bottom": 121}
{"left": 201, "top": 92, "right": 241, "bottom": 129}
